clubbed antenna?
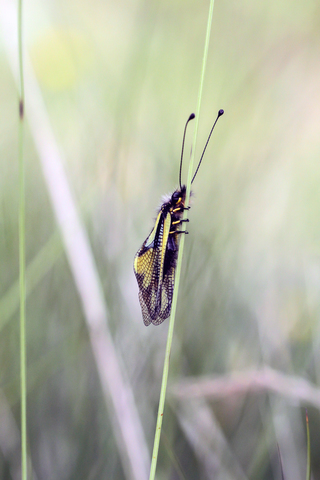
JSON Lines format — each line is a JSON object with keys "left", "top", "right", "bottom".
{"left": 179, "top": 113, "right": 195, "bottom": 189}
{"left": 191, "top": 109, "right": 224, "bottom": 184}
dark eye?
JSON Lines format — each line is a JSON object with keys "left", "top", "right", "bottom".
{"left": 171, "top": 191, "right": 180, "bottom": 203}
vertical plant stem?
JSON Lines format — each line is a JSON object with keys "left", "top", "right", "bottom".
{"left": 18, "top": 0, "right": 27, "bottom": 479}
{"left": 184, "top": 0, "right": 215, "bottom": 204}
{"left": 148, "top": 2, "right": 216, "bottom": 479}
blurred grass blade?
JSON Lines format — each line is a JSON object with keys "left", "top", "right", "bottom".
{"left": 0, "top": 389, "right": 38, "bottom": 480}
{"left": 0, "top": 233, "right": 63, "bottom": 331}
{"left": 17, "top": 0, "right": 27, "bottom": 478}
{"left": 1, "top": 2, "right": 149, "bottom": 479}
{"left": 277, "top": 444, "right": 285, "bottom": 480}
{"left": 170, "top": 367, "right": 320, "bottom": 410}
{"left": 162, "top": 431, "right": 186, "bottom": 480}
{"left": 306, "top": 410, "right": 311, "bottom": 480}
{"left": 149, "top": 1, "right": 217, "bottom": 479}
{"left": 175, "top": 398, "right": 248, "bottom": 480}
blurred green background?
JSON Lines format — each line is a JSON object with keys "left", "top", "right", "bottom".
{"left": 1, "top": 0, "right": 320, "bottom": 478}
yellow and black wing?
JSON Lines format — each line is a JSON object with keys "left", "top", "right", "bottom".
{"left": 134, "top": 210, "right": 174, "bottom": 326}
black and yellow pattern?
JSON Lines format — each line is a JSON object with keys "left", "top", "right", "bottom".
{"left": 134, "top": 186, "right": 188, "bottom": 326}
{"left": 134, "top": 109, "right": 224, "bottom": 326}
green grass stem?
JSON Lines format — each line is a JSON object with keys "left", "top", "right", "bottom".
{"left": 148, "top": 2, "right": 216, "bottom": 478}
{"left": 18, "top": 0, "right": 27, "bottom": 478}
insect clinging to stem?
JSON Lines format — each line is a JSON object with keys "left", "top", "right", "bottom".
{"left": 134, "top": 109, "right": 224, "bottom": 326}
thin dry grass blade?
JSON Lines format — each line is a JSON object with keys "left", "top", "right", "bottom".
{"left": 0, "top": 2, "right": 149, "bottom": 479}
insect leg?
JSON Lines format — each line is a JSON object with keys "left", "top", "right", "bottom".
{"left": 170, "top": 230, "right": 189, "bottom": 235}
{"left": 172, "top": 204, "right": 190, "bottom": 213}
{"left": 171, "top": 219, "right": 189, "bottom": 226}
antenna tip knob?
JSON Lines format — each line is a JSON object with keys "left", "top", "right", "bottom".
{"left": 218, "top": 109, "right": 224, "bottom": 116}
{"left": 189, "top": 113, "right": 195, "bottom": 121}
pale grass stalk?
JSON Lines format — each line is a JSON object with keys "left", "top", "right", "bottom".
{"left": 0, "top": 2, "right": 149, "bottom": 478}
{"left": 170, "top": 367, "right": 320, "bottom": 410}
{"left": 176, "top": 399, "right": 248, "bottom": 480}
